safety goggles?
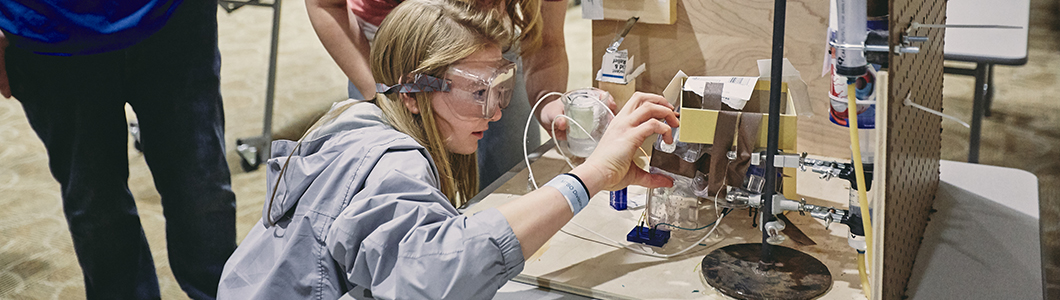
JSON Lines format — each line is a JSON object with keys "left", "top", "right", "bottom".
{"left": 377, "top": 59, "right": 516, "bottom": 120}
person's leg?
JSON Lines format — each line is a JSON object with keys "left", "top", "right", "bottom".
{"left": 7, "top": 47, "right": 161, "bottom": 299}
{"left": 126, "top": 0, "right": 236, "bottom": 298}
{"left": 478, "top": 54, "right": 540, "bottom": 190}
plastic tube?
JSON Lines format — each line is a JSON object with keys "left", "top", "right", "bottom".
{"left": 847, "top": 81, "right": 874, "bottom": 299}
{"left": 857, "top": 252, "right": 871, "bottom": 298}
{"left": 524, "top": 92, "right": 565, "bottom": 189}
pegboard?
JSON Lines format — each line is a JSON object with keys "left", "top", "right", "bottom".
{"left": 880, "top": 0, "right": 947, "bottom": 299}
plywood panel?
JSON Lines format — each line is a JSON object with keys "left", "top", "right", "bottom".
{"left": 590, "top": 1, "right": 947, "bottom": 298}
{"left": 466, "top": 149, "right": 867, "bottom": 299}
{"left": 591, "top": 0, "right": 854, "bottom": 159}
{"left": 882, "top": 0, "right": 947, "bottom": 299}
{"left": 600, "top": 0, "right": 676, "bottom": 24}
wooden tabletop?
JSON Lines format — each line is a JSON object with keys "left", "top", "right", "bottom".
{"left": 466, "top": 149, "right": 868, "bottom": 299}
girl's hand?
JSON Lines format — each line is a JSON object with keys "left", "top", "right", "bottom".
{"left": 571, "top": 92, "right": 679, "bottom": 193}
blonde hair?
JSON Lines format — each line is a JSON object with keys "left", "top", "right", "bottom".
{"left": 460, "top": 0, "right": 545, "bottom": 55}
{"left": 371, "top": 0, "right": 515, "bottom": 207}
{"left": 507, "top": 0, "right": 544, "bottom": 55}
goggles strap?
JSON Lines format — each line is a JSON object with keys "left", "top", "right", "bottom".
{"left": 376, "top": 74, "right": 451, "bottom": 94}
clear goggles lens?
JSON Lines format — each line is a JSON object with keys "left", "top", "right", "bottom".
{"left": 442, "top": 59, "right": 516, "bottom": 120}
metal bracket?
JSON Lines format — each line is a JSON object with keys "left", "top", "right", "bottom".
{"left": 750, "top": 151, "right": 801, "bottom": 168}
{"left": 831, "top": 40, "right": 920, "bottom": 56}
{"left": 729, "top": 187, "right": 850, "bottom": 231}
{"left": 797, "top": 153, "right": 845, "bottom": 180}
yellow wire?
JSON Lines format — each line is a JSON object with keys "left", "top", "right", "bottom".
{"left": 847, "top": 82, "right": 874, "bottom": 300}
{"left": 857, "top": 252, "right": 871, "bottom": 299}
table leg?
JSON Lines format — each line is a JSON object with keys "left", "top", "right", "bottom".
{"left": 984, "top": 64, "right": 995, "bottom": 117}
{"left": 969, "top": 63, "right": 988, "bottom": 163}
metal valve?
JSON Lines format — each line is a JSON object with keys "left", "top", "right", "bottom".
{"left": 764, "top": 220, "right": 787, "bottom": 245}
{"left": 798, "top": 153, "right": 844, "bottom": 181}
{"left": 822, "top": 214, "right": 835, "bottom": 230}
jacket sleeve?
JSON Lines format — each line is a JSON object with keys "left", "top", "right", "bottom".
{"left": 326, "top": 148, "right": 525, "bottom": 300}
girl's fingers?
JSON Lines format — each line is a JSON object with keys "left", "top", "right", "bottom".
{"left": 628, "top": 166, "right": 674, "bottom": 189}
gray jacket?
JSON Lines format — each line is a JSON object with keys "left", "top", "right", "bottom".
{"left": 219, "top": 100, "right": 525, "bottom": 300}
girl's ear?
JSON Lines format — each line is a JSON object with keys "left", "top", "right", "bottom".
{"left": 400, "top": 93, "right": 420, "bottom": 114}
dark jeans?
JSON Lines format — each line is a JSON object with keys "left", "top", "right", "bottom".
{"left": 5, "top": 0, "right": 236, "bottom": 299}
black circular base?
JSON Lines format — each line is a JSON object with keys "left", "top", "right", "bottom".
{"left": 701, "top": 243, "right": 832, "bottom": 300}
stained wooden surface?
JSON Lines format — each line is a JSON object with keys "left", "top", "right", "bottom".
{"left": 465, "top": 149, "right": 867, "bottom": 299}
{"left": 598, "top": 0, "right": 676, "bottom": 24}
{"left": 591, "top": 0, "right": 853, "bottom": 159}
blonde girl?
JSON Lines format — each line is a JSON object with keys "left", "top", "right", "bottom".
{"left": 219, "top": 0, "right": 678, "bottom": 299}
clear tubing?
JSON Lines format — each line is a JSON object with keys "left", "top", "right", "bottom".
{"left": 524, "top": 92, "right": 565, "bottom": 189}
{"left": 836, "top": 0, "right": 868, "bottom": 76}
{"left": 858, "top": 252, "right": 872, "bottom": 299}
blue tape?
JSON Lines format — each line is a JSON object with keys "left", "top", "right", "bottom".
{"left": 610, "top": 188, "right": 627, "bottom": 210}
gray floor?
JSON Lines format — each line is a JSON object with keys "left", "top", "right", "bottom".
{"left": 0, "top": 1, "right": 1055, "bottom": 299}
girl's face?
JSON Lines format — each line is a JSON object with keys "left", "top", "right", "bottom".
{"left": 431, "top": 45, "right": 508, "bottom": 155}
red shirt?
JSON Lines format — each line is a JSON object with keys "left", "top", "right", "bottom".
{"left": 348, "top": 0, "right": 399, "bottom": 27}
{"left": 349, "top": 0, "right": 562, "bottom": 27}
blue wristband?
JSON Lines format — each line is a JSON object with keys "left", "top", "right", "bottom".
{"left": 545, "top": 173, "right": 591, "bottom": 215}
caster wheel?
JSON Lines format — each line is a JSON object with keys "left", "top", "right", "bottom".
{"left": 236, "top": 141, "right": 261, "bottom": 172}
{"left": 240, "top": 154, "right": 260, "bottom": 172}
{"left": 129, "top": 121, "right": 143, "bottom": 152}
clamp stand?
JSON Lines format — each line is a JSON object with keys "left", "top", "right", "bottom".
{"left": 701, "top": 0, "right": 833, "bottom": 298}
{"left": 219, "top": 0, "right": 282, "bottom": 171}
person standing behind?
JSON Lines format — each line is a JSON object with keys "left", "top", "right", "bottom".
{"left": 305, "top": 0, "right": 603, "bottom": 191}
{"left": 0, "top": 0, "right": 236, "bottom": 299}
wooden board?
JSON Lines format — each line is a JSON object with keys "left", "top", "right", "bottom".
{"left": 466, "top": 149, "right": 868, "bottom": 299}
{"left": 599, "top": 0, "right": 677, "bottom": 25}
{"left": 881, "top": 0, "right": 947, "bottom": 299}
{"left": 591, "top": 0, "right": 854, "bottom": 159}
{"left": 871, "top": 70, "right": 889, "bottom": 300}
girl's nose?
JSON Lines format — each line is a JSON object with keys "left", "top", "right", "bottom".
{"left": 488, "top": 107, "right": 503, "bottom": 122}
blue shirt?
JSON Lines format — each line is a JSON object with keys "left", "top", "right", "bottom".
{"left": 0, "top": 0, "right": 181, "bottom": 55}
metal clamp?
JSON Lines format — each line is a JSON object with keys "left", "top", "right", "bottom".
{"left": 764, "top": 220, "right": 787, "bottom": 245}
{"left": 732, "top": 187, "right": 851, "bottom": 232}
{"left": 798, "top": 153, "right": 844, "bottom": 180}
{"left": 833, "top": 40, "right": 920, "bottom": 56}
{"left": 750, "top": 151, "right": 801, "bottom": 168}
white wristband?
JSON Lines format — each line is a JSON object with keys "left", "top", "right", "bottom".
{"left": 545, "top": 173, "right": 590, "bottom": 215}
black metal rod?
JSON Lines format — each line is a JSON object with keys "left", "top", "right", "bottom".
{"left": 761, "top": 0, "right": 787, "bottom": 263}
{"left": 262, "top": 0, "right": 282, "bottom": 157}
{"left": 969, "top": 63, "right": 987, "bottom": 163}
